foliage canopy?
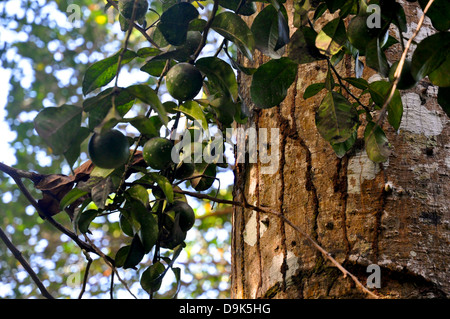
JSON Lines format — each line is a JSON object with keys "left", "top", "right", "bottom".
{"left": 0, "top": 0, "right": 448, "bottom": 298}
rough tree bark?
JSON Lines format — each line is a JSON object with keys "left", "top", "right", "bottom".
{"left": 231, "top": 1, "right": 449, "bottom": 299}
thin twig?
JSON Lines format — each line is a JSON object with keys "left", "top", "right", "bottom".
{"left": 0, "top": 225, "right": 54, "bottom": 299}
{"left": 83, "top": 234, "right": 137, "bottom": 299}
{"left": 173, "top": 188, "right": 380, "bottom": 299}
{"left": 376, "top": 0, "right": 435, "bottom": 126}
{"left": 0, "top": 162, "right": 103, "bottom": 259}
{"left": 192, "top": 0, "right": 220, "bottom": 61}
{"left": 78, "top": 251, "right": 93, "bottom": 299}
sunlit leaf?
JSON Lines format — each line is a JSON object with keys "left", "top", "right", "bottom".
{"left": 211, "top": 11, "right": 254, "bottom": 60}
{"left": 315, "top": 18, "right": 346, "bottom": 55}
{"left": 82, "top": 49, "right": 137, "bottom": 95}
{"left": 126, "top": 84, "right": 168, "bottom": 125}
{"left": 175, "top": 100, "right": 208, "bottom": 132}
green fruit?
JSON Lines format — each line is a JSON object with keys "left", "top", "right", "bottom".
{"left": 173, "top": 31, "right": 202, "bottom": 62}
{"left": 118, "top": 0, "right": 148, "bottom": 20}
{"left": 88, "top": 130, "right": 130, "bottom": 169}
{"left": 143, "top": 137, "right": 174, "bottom": 170}
{"left": 166, "top": 201, "right": 195, "bottom": 232}
{"left": 389, "top": 60, "right": 418, "bottom": 90}
{"left": 165, "top": 63, "right": 203, "bottom": 101}
{"left": 347, "top": 15, "right": 377, "bottom": 54}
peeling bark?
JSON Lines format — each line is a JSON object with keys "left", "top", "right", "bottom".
{"left": 231, "top": 1, "right": 449, "bottom": 299}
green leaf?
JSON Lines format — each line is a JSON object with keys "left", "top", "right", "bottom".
{"left": 34, "top": 105, "right": 83, "bottom": 155}
{"left": 438, "top": 87, "right": 450, "bottom": 117}
{"left": 195, "top": 56, "right": 238, "bottom": 102}
{"left": 77, "top": 209, "right": 98, "bottom": 234}
{"left": 125, "top": 84, "right": 168, "bottom": 125}
{"left": 171, "top": 267, "right": 182, "bottom": 297}
{"left": 325, "top": 67, "right": 335, "bottom": 91}
{"left": 119, "top": 214, "right": 135, "bottom": 237}
{"left": 251, "top": 4, "right": 287, "bottom": 59}
{"left": 368, "top": 80, "right": 403, "bottom": 130}
{"left": 331, "top": 130, "right": 357, "bottom": 158}
{"left": 126, "top": 184, "right": 149, "bottom": 207}
{"left": 250, "top": 57, "right": 298, "bottom": 109}
{"left": 275, "top": 8, "right": 290, "bottom": 51}
{"left": 136, "top": 47, "right": 162, "bottom": 58}
{"left": 303, "top": 82, "right": 325, "bottom": 99}
{"left": 364, "top": 121, "right": 390, "bottom": 163}
{"left": 428, "top": 52, "right": 450, "bottom": 87}
{"left": 315, "top": 91, "right": 359, "bottom": 144}
{"left": 63, "top": 127, "right": 90, "bottom": 168}
{"left": 140, "top": 59, "right": 173, "bottom": 77}
{"left": 411, "top": 32, "right": 450, "bottom": 82}
{"left": 218, "top": 0, "right": 256, "bottom": 16}
{"left": 287, "top": 26, "right": 324, "bottom": 65}
{"left": 82, "top": 49, "right": 137, "bottom": 95}
{"left": 343, "top": 77, "right": 369, "bottom": 90}
{"left": 418, "top": 0, "right": 450, "bottom": 32}
{"left": 324, "top": 0, "right": 347, "bottom": 13}
{"left": 129, "top": 115, "right": 162, "bottom": 138}
{"left": 116, "top": 234, "right": 146, "bottom": 269}
{"left": 145, "top": 173, "right": 174, "bottom": 204}
{"left": 60, "top": 188, "right": 88, "bottom": 211}
{"left": 157, "top": 2, "right": 199, "bottom": 46}
{"left": 126, "top": 199, "right": 158, "bottom": 253}
{"left": 175, "top": 100, "right": 208, "bottom": 132}
{"left": 211, "top": 11, "right": 255, "bottom": 61}
{"left": 141, "top": 261, "right": 166, "bottom": 294}
{"left": 366, "top": 37, "right": 389, "bottom": 77}
{"left": 315, "top": 18, "right": 347, "bottom": 56}
{"left": 83, "top": 88, "right": 135, "bottom": 130}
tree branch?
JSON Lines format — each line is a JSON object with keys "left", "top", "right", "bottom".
{"left": 0, "top": 224, "right": 54, "bottom": 299}
{"left": 0, "top": 162, "right": 108, "bottom": 261}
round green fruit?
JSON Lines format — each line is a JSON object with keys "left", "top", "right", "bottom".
{"left": 143, "top": 137, "right": 173, "bottom": 170}
{"left": 166, "top": 201, "right": 195, "bottom": 232}
{"left": 118, "top": 0, "right": 148, "bottom": 20}
{"left": 88, "top": 130, "right": 130, "bottom": 169}
{"left": 389, "top": 60, "right": 418, "bottom": 90}
{"left": 165, "top": 63, "right": 203, "bottom": 101}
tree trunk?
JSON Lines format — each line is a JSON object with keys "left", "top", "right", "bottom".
{"left": 231, "top": 1, "right": 449, "bottom": 299}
